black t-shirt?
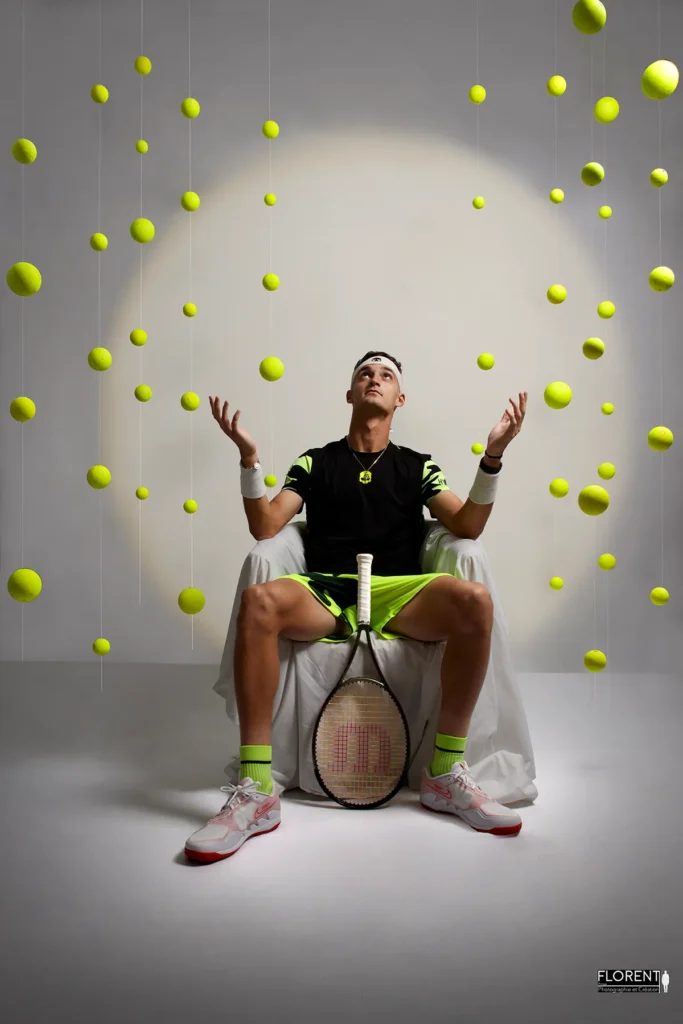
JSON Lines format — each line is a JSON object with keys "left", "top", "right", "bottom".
{"left": 281, "top": 437, "right": 452, "bottom": 576}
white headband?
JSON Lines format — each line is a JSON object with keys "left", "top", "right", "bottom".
{"left": 351, "top": 356, "right": 403, "bottom": 393}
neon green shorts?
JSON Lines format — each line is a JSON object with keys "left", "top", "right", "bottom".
{"left": 275, "top": 571, "right": 452, "bottom": 643}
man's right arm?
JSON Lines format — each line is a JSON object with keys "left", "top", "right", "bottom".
{"left": 240, "top": 449, "right": 272, "bottom": 540}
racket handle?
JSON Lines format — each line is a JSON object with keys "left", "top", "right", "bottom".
{"left": 357, "top": 553, "right": 373, "bottom": 625}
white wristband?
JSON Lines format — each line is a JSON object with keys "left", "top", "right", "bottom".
{"left": 468, "top": 464, "right": 501, "bottom": 505}
{"left": 240, "top": 459, "right": 267, "bottom": 499}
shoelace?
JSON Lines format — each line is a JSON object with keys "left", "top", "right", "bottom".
{"left": 213, "top": 778, "right": 263, "bottom": 821}
{"left": 449, "top": 762, "right": 484, "bottom": 797}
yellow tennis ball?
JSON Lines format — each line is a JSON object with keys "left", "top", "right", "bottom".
{"left": 6, "top": 261, "right": 42, "bottom": 296}
{"left": 648, "top": 266, "right": 674, "bottom": 291}
{"left": 578, "top": 485, "right": 609, "bottom": 516}
{"left": 544, "top": 382, "right": 572, "bottom": 409}
{"left": 10, "top": 397, "right": 36, "bottom": 422}
{"left": 597, "top": 300, "right": 615, "bottom": 318}
{"left": 262, "top": 273, "right": 280, "bottom": 291}
{"left": 650, "top": 168, "right": 668, "bottom": 187}
{"left": 477, "top": 353, "right": 495, "bottom": 371}
{"left": 572, "top": 1, "right": 606, "bottom": 35}
{"left": 259, "top": 357, "right": 284, "bottom": 382}
{"left": 262, "top": 120, "right": 280, "bottom": 138}
{"left": 135, "top": 384, "right": 152, "bottom": 402}
{"left": 12, "top": 138, "right": 37, "bottom": 164}
{"left": 91, "top": 84, "right": 109, "bottom": 103}
{"left": 547, "top": 75, "right": 567, "bottom": 97}
{"left": 264, "top": 474, "right": 277, "bottom": 488}
{"left": 549, "top": 188, "right": 565, "bottom": 204}
{"left": 583, "top": 337, "right": 604, "bottom": 360}
{"left": 471, "top": 443, "right": 485, "bottom": 456}
{"left": 650, "top": 587, "right": 669, "bottom": 606}
{"left": 549, "top": 577, "right": 564, "bottom": 591}
{"left": 264, "top": 193, "right": 277, "bottom": 206}
{"left": 88, "top": 347, "right": 112, "bottom": 371}
{"left": 136, "top": 139, "right": 149, "bottom": 154}
{"left": 472, "top": 196, "right": 486, "bottom": 209}
{"left": 134, "top": 55, "right": 152, "bottom": 75}
{"left": 130, "top": 217, "right": 155, "bottom": 243}
{"left": 598, "top": 553, "right": 616, "bottom": 570}
{"left": 598, "top": 462, "right": 615, "bottom": 480}
{"left": 549, "top": 478, "right": 570, "bottom": 498}
{"left": 594, "top": 96, "right": 619, "bottom": 123}
{"left": 130, "top": 328, "right": 148, "bottom": 346}
{"left": 89, "top": 232, "right": 108, "bottom": 251}
{"left": 469, "top": 84, "right": 486, "bottom": 104}
{"left": 584, "top": 649, "right": 607, "bottom": 673}
{"left": 601, "top": 402, "right": 614, "bottom": 415}
{"left": 581, "top": 162, "right": 604, "bottom": 186}
{"left": 641, "top": 60, "right": 679, "bottom": 100}
{"left": 181, "top": 191, "right": 200, "bottom": 211}
{"left": 92, "top": 638, "right": 111, "bottom": 656}
{"left": 648, "top": 426, "right": 673, "bottom": 451}
{"left": 136, "top": 487, "right": 149, "bottom": 500}
{"left": 183, "top": 499, "right": 198, "bottom": 514}
{"left": 181, "top": 391, "right": 200, "bottom": 411}
{"left": 181, "top": 97, "right": 200, "bottom": 118}
{"left": 178, "top": 587, "right": 205, "bottom": 614}
{"left": 183, "top": 302, "right": 197, "bottom": 317}
{"left": 7, "top": 568, "right": 42, "bottom": 602}
{"left": 87, "top": 465, "right": 112, "bottom": 489}
{"left": 547, "top": 284, "right": 567, "bottom": 304}
{"left": 598, "top": 205, "right": 612, "bottom": 219}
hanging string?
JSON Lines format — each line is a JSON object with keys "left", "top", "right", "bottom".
{"left": 20, "top": 0, "right": 26, "bottom": 663}
{"left": 657, "top": 1, "right": 664, "bottom": 602}
{"left": 138, "top": 0, "right": 145, "bottom": 605}
{"left": 553, "top": 0, "right": 558, "bottom": 665}
{"left": 268, "top": 0, "right": 274, "bottom": 492}
{"left": 188, "top": 0, "right": 195, "bottom": 650}
{"left": 601, "top": 20, "right": 609, "bottom": 716}
{"left": 98, "top": 0, "right": 104, "bottom": 693}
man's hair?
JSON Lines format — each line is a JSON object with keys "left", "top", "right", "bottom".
{"left": 352, "top": 350, "right": 403, "bottom": 385}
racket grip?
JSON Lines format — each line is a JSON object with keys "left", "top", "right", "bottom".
{"left": 357, "top": 553, "right": 373, "bottom": 625}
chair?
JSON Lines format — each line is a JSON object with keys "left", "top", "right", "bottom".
{"left": 214, "top": 520, "right": 539, "bottom": 805}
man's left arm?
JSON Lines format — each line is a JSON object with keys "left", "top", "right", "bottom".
{"left": 451, "top": 452, "right": 502, "bottom": 540}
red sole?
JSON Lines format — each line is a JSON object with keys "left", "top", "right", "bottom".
{"left": 184, "top": 820, "right": 281, "bottom": 863}
{"left": 420, "top": 799, "right": 522, "bottom": 836}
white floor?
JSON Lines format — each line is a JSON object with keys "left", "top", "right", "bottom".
{"left": 0, "top": 663, "right": 680, "bottom": 1024}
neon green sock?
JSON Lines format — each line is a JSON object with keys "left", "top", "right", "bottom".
{"left": 429, "top": 733, "right": 467, "bottom": 777}
{"left": 239, "top": 744, "right": 273, "bottom": 795}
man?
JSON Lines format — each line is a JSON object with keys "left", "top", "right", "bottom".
{"left": 186, "top": 353, "right": 527, "bottom": 862}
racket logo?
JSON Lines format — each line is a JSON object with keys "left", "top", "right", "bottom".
{"left": 330, "top": 722, "right": 392, "bottom": 775}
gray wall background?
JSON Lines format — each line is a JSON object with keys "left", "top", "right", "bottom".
{"left": 1, "top": 0, "right": 681, "bottom": 672}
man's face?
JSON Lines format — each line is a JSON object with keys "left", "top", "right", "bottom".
{"left": 349, "top": 365, "right": 398, "bottom": 409}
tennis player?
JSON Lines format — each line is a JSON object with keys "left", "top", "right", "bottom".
{"left": 185, "top": 353, "right": 527, "bottom": 862}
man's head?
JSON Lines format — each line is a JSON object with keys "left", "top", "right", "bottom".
{"left": 346, "top": 350, "right": 405, "bottom": 425}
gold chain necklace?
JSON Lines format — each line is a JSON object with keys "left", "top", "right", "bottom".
{"left": 345, "top": 435, "right": 389, "bottom": 484}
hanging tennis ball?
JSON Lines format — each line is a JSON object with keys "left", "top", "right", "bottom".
{"left": 259, "top": 357, "right": 284, "bottom": 381}
{"left": 181, "top": 97, "right": 200, "bottom": 118}
{"left": 262, "top": 273, "right": 280, "bottom": 291}
{"left": 648, "top": 266, "right": 674, "bottom": 292}
{"left": 572, "top": 1, "right": 606, "bottom": 35}
{"left": 130, "top": 218, "right": 155, "bottom": 243}
{"left": 650, "top": 168, "right": 668, "bottom": 186}
{"left": 583, "top": 337, "right": 604, "bottom": 360}
{"left": 181, "top": 392, "right": 200, "bottom": 411}
{"left": 598, "top": 553, "right": 616, "bottom": 570}
{"left": 6, "top": 262, "right": 42, "bottom": 296}
{"left": 472, "top": 196, "right": 485, "bottom": 209}
{"left": 264, "top": 474, "right": 277, "bottom": 488}
{"left": 134, "top": 55, "right": 152, "bottom": 75}
{"left": 262, "top": 120, "right": 279, "bottom": 138}
{"left": 544, "top": 382, "right": 572, "bottom": 409}
{"left": 597, "top": 300, "right": 615, "bottom": 318}
{"left": 594, "top": 97, "right": 619, "bottom": 123}
{"left": 183, "top": 499, "right": 198, "bottom": 514}
{"left": 10, "top": 397, "right": 36, "bottom": 422}
{"left": 578, "top": 485, "right": 609, "bottom": 515}
{"left": 598, "top": 462, "right": 615, "bottom": 480}
{"left": 91, "top": 84, "right": 109, "bottom": 103}
{"left": 549, "top": 478, "right": 570, "bottom": 498}
{"left": 471, "top": 443, "right": 485, "bottom": 456}
{"left": 598, "top": 205, "right": 612, "bottom": 219}
{"left": 130, "top": 328, "right": 148, "bottom": 346}
{"left": 547, "top": 75, "right": 566, "bottom": 96}
{"left": 264, "top": 193, "right": 277, "bottom": 206}
{"left": 547, "top": 284, "right": 567, "bottom": 304}
{"left": 87, "top": 465, "right": 112, "bottom": 489}
{"left": 584, "top": 650, "right": 607, "bottom": 672}
{"left": 581, "top": 162, "right": 604, "bottom": 186}
{"left": 641, "top": 60, "right": 679, "bottom": 100}
{"left": 601, "top": 402, "right": 614, "bottom": 415}
{"left": 549, "top": 577, "right": 564, "bottom": 590}
{"left": 12, "top": 138, "right": 37, "bottom": 164}
{"left": 650, "top": 587, "right": 669, "bottom": 606}
{"left": 183, "top": 303, "right": 197, "bottom": 317}
{"left": 92, "top": 638, "right": 111, "bottom": 656}
{"left": 7, "top": 568, "right": 42, "bottom": 602}
{"left": 178, "top": 587, "right": 205, "bottom": 614}
{"left": 136, "top": 139, "right": 149, "bottom": 154}
{"left": 477, "top": 353, "right": 495, "bottom": 371}
{"left": 135, "top": 384, "right": 152, "bottom": 402}
{"left": 549, "top": 188, "right": 565, "bottom": 204}
{"left": 136, "top": 487, "right": 149, "bottom": 500}
{"left": 469, "top": 84, "right": 486, "bottom": 104}
{"left": 647, "top": 426, "right": 673, "bottom": 451}
{"left": 181, "top": 191, "right": 200, "bottom": 211}
{"left": 88, "top": 348, "right": 112, "bottom": 371}
{"left": 89, "top": 232, "right": 108, "bottom": 251}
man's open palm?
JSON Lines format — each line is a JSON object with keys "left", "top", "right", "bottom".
{"left": 209, "top": 396, "right": 256, "bottom": 454}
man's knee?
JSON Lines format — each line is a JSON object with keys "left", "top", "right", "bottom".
{"left": 238, "top": 583, "right": 278, "bottom": 625}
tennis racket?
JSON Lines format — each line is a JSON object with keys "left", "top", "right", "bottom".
{"left": 311, "top": 552, "right": 411, "bottom": 809}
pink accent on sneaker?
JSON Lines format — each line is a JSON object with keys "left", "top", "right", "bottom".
{"left": 420, "top": 762, "right": 522, "bottom": 837}
{"left": 253, "top": 796, "right": 278, "bottom": 822}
